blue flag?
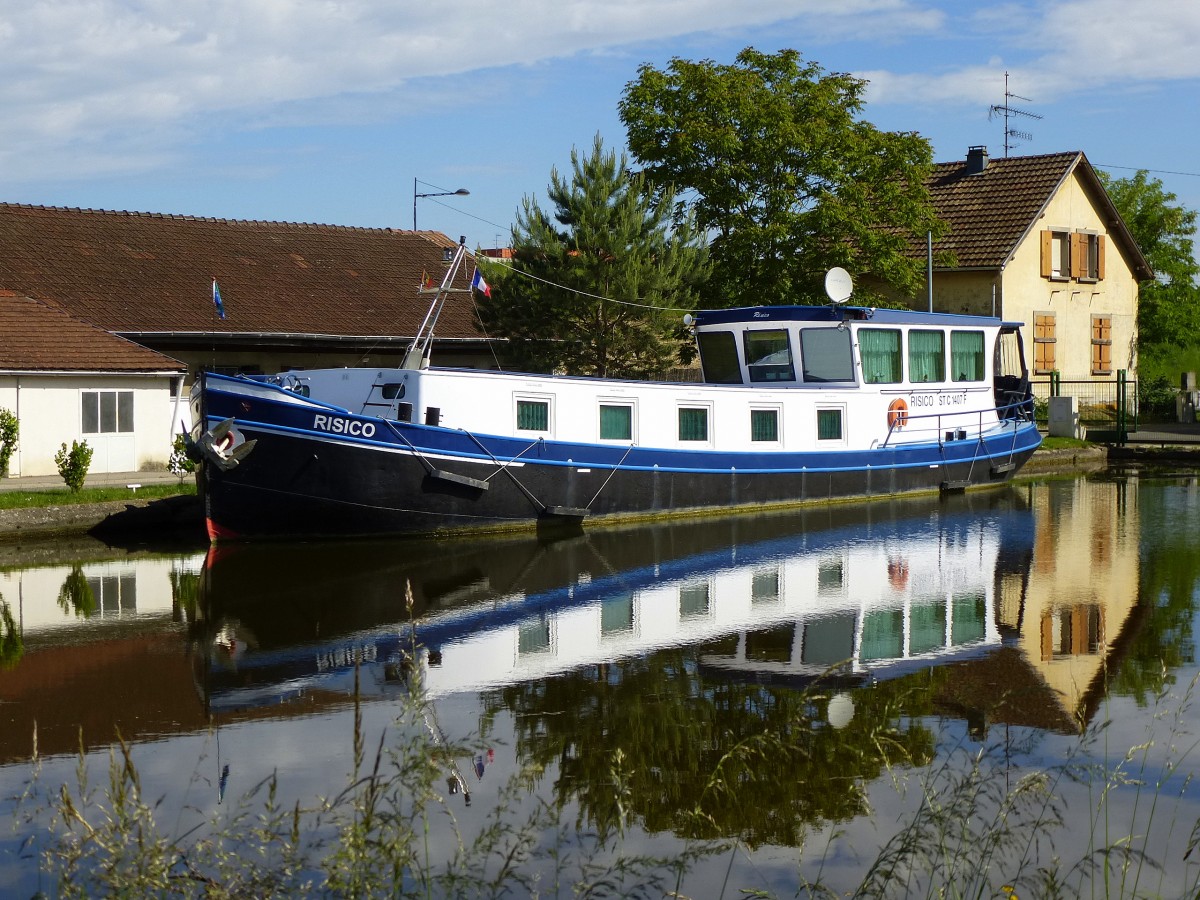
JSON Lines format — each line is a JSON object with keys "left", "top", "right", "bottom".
{"left": 212, "top": 278, "right": 227, "bottom": 320}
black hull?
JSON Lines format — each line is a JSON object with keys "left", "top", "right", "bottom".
{"left": 201, "top": 426, "right": 1039, "bottom": 541}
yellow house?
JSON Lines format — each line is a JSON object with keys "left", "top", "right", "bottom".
{"left": 903, "top": 148, "right": 1153, "bottom": 383}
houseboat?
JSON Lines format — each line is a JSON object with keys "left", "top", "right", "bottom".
{"left": 190, "top": 247, "right": 1040, "bottom": 541}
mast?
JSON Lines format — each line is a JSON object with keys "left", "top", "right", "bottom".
{"left": 403, "top": 236, "right": 472, "bottom": 369}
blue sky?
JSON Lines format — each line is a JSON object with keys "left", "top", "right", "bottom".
{"left": 2, "top": 0, "right": 1198, "bottom": 250}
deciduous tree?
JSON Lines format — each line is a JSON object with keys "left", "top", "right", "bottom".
{"left": 1098, "top": 169, "right": 1199, "bottom": 351}
{"left": 479, "top": 135, "right": 708, "bottom": 378}
{"left": 619, "top": 47, "right": 944, "bottom": 307}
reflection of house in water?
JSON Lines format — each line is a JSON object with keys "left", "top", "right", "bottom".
{"left": 0, "top": 554, "right": 208, "bottom": 762}
{"left": 936, "top": 478, "right": 1140, "bottom": 734}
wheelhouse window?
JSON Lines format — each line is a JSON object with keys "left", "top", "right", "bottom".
{"left": 950, "top": 330, "right": 986, "bottom": 382}
{"left": 750, "top": 408, "right": 779, "bottom": 442}
{"left": 599, "top": 403, "right": 633, "bottom": 441}
{"left": 696, "top": 331, "right": 743, "bottom": 384}
{"left": 678, "top": 406, "right": 709, "bottom": 442}
{"left": 799, "top": 328, "right": 855, "bottom": 383}
{"left": 859, "top": 328, "right": 902, "bottom": 384}
{"left": 516, "top": 398, "right": 551, "bottom": 432}
{"left": 82, "top": 390, "right": 133, "bottom": 434}
{"left": 743, "top": 329, "right": 795, "bottom": 382}
{"left": 817, "top": 408, "right": 843, "bottom": 441}
{"left": 908, "top": 330, "right": 945, "bottom": 383}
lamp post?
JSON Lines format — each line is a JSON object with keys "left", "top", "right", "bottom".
{"left": 413, "top": 178, "right": 470, "bottom": 230}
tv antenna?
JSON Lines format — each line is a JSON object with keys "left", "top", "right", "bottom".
{"left": 988, "top": 72, "right": 1041, "bottom": 157}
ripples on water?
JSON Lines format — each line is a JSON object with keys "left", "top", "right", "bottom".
{"left": 3, "top": 474, "right": 1200, "bottom": 895}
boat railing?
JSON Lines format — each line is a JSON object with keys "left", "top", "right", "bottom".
{"left": 881, "top": 395, "right": 1034, "bottom": 448}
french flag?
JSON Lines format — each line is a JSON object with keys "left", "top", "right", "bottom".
{"left": 471, "top": 269, "right": 491, "bottom": 297}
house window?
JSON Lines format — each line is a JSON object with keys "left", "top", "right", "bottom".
{"left": 817, "top": 408, "right": 843, "bottom": 441}
{"left": 908, "top": 330, "right": 946, "bottom": 383}
{"left": 859, "top": 328, "right": 902, "bottom": 384}
{"left": 1074, "top": 232, "right": 1105, "bottom": 281}
{"left": 743, "top": 329, "right": 795, "bottom": 382}
{"left": 1033, "top": 313, "right": 1056, "bottom": 375}
{"left": 1041, "top": 229, "right": 1071, "bottom": 280}
{"left": 516, "top": 398, "right": 550, "bottom": 432}
{"left": 678, "top": 406, "right": 709, "bottom": 442}
{"left": 82, "top": 391, "right": 134, "bottom": 434}
{"left": 1091, "top": 315, "right": 1112, "bottom": 375}
{"left": 599, "top": 403, "right": 633, "bottom": 441}
{"left": 950, "top": 331, "right": 986, "bottom": 382}
{"left": 750, "top": 408, "right": 779, "bottom": 442}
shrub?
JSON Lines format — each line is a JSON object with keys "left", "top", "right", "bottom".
{"left": 1139, "top": 373, "right": 1179, "bottom": 422}
{"left": 0, "top": 408, "right": 17, "bottom": 478}
{"left": 54, "top": 440, "right": 94, "bottom": 493}
{"left": 168, "top": 432, "right": 196, "bottom": 480}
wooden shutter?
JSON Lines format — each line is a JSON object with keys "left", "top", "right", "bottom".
{"left": 1091, "top": 316, "right": 1112, "bottom": 374}
{"left": 1097, "top": 234, "right": 1106, "bottom": 280}
{"left": 1071, "top": 233, "right": 1085, "bottom": 279}
{"left": 1040, "top": 230, "right": 1053, "bottom": 278}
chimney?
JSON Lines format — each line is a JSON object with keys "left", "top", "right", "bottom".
{"left": 966, "top": 145, "right": 989, "bottom": 175}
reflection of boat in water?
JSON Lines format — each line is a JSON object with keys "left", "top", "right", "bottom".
{"left": 196, "top": 490, "right": 1035, "bottom": 713}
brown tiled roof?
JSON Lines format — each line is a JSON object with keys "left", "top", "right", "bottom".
{"left": 918, "top": 151, "right": 1152, "bottom": 279}
{"left": 0, "top": 204, "right": 485, "bottom": 340}
{"left": 0, "top": 291, "right": 185, "bottom": 372}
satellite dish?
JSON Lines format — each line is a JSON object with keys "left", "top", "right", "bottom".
{"left": 682, "top": 313, "right": 695, "bottom": 327}
{"left": 824, "top": 267, "right": 853, "bottom": 304}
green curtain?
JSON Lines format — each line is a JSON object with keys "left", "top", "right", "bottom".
{"left": 951, "top": 330, "right": 985, "bottom": 381}
{"left": 859, "top": 329, "right": 902, "bottom": 383}
{"left": 860, "top": 610, "right": 905, "bottom": 661}
{"left": 908, "top": 330, "right": 945, "bottom": 383}
{"left": 750, "top": 409, "right": 778, "bottom": 441}
{"left": 951, "top": 593, "right": 986, "bottom": 645}
{"left": 599, "top": 404, "right": 632, "bottom": 440}
{"left": 517, "top": 400, "right": 549, "bottom": 431}
{"left": 817, "top": 408, "right": 842, "bottom": 440}
{"left": 678, "top": 407, "right": 708, "bottom": 441}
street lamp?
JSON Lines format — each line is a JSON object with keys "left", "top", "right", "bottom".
{"left": 413, "top": 178, "right": 470, "bottom": 230}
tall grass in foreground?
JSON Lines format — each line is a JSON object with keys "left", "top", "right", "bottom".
{"left": 10, "top": 667, "right": 1200, "bottom": 898}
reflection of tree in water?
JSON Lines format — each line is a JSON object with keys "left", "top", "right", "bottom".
{"left": 170, "top": 568, "right": 201, "bottom": 619}
{"left": 487, "top": 646, "right": 936, "bottom": 848}
{"left": 0, "top": 595, "right": 22, "bottom": 669}
{"left": 1114, "top": 482, "right": 1200, "bottom": 702}
{"left": 57, "top": 565, "right": 96, "bottom": 617}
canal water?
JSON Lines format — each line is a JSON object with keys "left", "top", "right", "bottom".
{"left": 2, "top": 472, "right": 1200, "bottom": 896}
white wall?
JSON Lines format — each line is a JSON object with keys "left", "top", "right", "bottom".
{"left": 0, "top": 373, "right": 181, "bottom": 477}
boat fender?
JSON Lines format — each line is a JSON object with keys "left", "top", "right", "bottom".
{"left": 887, "top": 398, "right": 909, "bottom": 429}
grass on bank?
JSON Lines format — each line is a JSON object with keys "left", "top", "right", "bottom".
{"left": 0, "top": 481, "right": 195, "bottom": 510}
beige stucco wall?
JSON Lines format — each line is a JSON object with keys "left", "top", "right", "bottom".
{"left": 0, "top": 374, "right": 181, "bottom": 478}
{"left": 1000, "top": 170, "right": 1140, "bottom": 382}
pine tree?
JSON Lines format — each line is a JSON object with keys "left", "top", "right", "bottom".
{"left": 479, "top": 135, "right": 708, "bottom": 378}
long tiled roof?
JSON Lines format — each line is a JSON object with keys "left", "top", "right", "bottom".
{"left": 0, "top": 291, "right": 185, "bottom": 372}
{"left": 920, "top": 151, "right": 1151, "bottom": 278}
{"left": 0, "top": 204, "right": 483, "bottom": 339}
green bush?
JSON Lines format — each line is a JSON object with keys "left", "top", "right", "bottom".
{"left": 1139, "top": 373, "right": 1179, "bottom": 422}
{"left": 0, "top": 408, "right": 17, "bottom": 478}
{"left": 54, "top": 440, "right": 94, "bottom": 493}
{"left": 168, "top": 432, "right": 197, "bottom": 479}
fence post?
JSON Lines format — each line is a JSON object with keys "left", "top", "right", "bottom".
{"left": 1050, "top": 370, "right": 1061, "bottom": 397}
{"left": 1117, "top": 369, "right": 1127, "bottom": 444}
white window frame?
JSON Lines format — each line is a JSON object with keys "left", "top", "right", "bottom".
{"left": 81, "top": 389, "right": 134, "bottom": 435}
{"left": 749, "top": 404, "right": 783, "bottom": 446}
{"left": 597, "top": 397, "right": 637, "bottom": 443}
{"left": 816, "top": 404, "right": 846, "bottom": 444}
{"left": 677, "top": 402, "right": 713, "bottom": 446}
{"left": 514, "top": 393, "right": 554, "bottom": 436}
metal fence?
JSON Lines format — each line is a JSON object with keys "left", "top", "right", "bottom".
{"left": 1031, "top": 373, "right": 1137, "bottom": 437}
